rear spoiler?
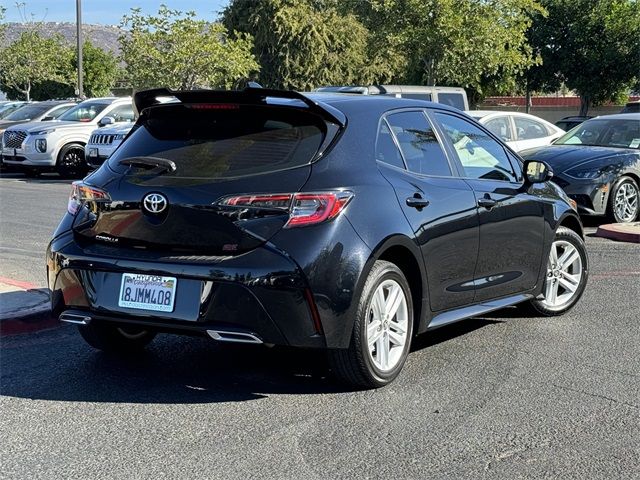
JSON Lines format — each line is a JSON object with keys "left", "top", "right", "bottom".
{"left": 133, "top": 87, "right": 346, "bottom": 127}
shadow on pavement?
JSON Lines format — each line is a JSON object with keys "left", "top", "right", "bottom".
{"left": 1, "top": 315, "right": 504, "bottom": 403}
{"left": 0, "top": 172, "right": 73, "bottom": 184}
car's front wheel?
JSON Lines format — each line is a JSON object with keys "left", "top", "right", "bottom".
{"left": 608, "top": 175, "right": 639, "bottom": 223}
{"left": 57, "top": 143, "right": 87, "bottom": 179}
{"left": 78, "top": 322, "right": 157, "bottom": 352}
{"left": 528, "top": 227, "right": 588, "bottom": 316}
{"left": 328, "top": 260, "right": 414, "bottom": 389}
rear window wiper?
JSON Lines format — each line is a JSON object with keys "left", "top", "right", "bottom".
{"left": 118, "top": 156, "right": 177, "bottom": 173}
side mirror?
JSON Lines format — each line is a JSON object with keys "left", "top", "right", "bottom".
{"left": 98, "top": 116, "right": 115, "bottom": 127}
{"left": 41, "top": 116, "right": 54, "bottom": 121}
{"left": 523, "top": 160, "right": 553, "bottom": 184}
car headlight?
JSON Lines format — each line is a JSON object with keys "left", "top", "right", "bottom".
{"left": 114, "top": 134, "right": 126, "bottom": 141}
{"left": 35, "top": 139, "right": 47, "bottom": 152}
{"left": 565, "top": 167, "right": 604, "bottom": 179}
{"left": 31, "top": 129, "right": 56, "bottom": 136}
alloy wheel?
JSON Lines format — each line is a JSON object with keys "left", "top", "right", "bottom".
{"left": 366, "top": 279, "right": 409, "bottom": 372}
{"left": 540, "top": 240, "right": 583, "bottom": 309}
{"left": 614, "top": 182, "right": 639, "bottom": 223}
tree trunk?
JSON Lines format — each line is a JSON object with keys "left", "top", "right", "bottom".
{"left": 525, "top": 80, "right": 531, "bottom": 114}
{"left": 579, "top": 95, "right": 591, "bottom": 117}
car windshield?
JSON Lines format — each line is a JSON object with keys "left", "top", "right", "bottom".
{"left": 58, "top": 102, "right": 108, "bottom": 122}
{"left": 4, "top": 104, "right": 49, "bottom": 121}
{"left": 554, "top": 118, "right": 640, "bottom": 149}
{"left": 0, "top": 104, "right": 24, "bottom": 119}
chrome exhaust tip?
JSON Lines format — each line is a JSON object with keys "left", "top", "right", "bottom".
{"left": 59, "top": 312, "right": 92, "bottom": 325}
{"left": 206, "top": 329, "right": 263, "bottom": 344}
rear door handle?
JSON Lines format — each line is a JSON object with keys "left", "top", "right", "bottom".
{"left": 477, "top": 197, "right": 497, "bottom": 209}
{"left": 406, "top": 195, "right": 430, "bottom": 209}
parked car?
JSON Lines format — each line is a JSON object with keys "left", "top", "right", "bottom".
{"left": 555, "top": 116, "right": 593, "bottom": 132}
{"left": 521, "top": 113, "right": 640, "bottom": 223}
{"left": 48, "top": 88, "right": 587, "bottom": 389}
{"left": 1, "top": 97, "right": 134, "bottom": 178}
{"left": 85, "top": 121, "right": 134, "bottom": 168}
{"left": 315, "top": 85, "right": 469, "bottom": 111}
{"left": 0, "top": 101, "right": 77, "bottom": 134}
{"left": 620, "top": 101, "right": 640, "bottom": 114}
{"left": 0, "top": 101, "right": 28, "bottom": 119}
{"left": 468, "top": 111, "right": 565, "bottom": 152}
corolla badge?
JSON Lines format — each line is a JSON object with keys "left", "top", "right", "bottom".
{"left": 142, "top": 193, "right": 168, "bottom": 214}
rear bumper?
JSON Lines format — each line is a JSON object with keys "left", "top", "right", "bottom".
{"left": 47, "top": 232, "right": 327, "bottom": 348}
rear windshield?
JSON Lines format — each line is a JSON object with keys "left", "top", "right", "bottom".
{"left": 107, "top": 104, "right": 326, "bottom": 178}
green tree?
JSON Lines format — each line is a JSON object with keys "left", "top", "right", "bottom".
{"left": 75, "top": 42, "right": 120, "bottom": 97}
{"left": 0, "top": 30, "right": 72, "bottom": 101}
{"left": 119, "top": 5, "right": 259, "bottom": 90}
{"left": 526, "top": 0, "right": 640, "bottom": 115}
{"left": 0, "top": 40, "right": 120, "bottom": 100}
{"left": 223, "top": 0, "right": 396, "bottom": 90}
{"left": 349, "top": 0, "right": 544, "bottom": 98}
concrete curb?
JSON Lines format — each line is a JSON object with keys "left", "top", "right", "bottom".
{"left": 595, "top": 222, "right": 640, "bottom": 243}
{"left": 0, "top": 276, "right": 59, "bottom": 336}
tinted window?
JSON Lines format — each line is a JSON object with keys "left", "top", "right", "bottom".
{"left": 438, "top": 93, "right": 465, "bottom": 111}
{"left": 375, "top": 120, "right": 405, "bottom": 168}
{"left": 46, "top": 105, "right": 73, "bottom": 119}
{"left": 59, "top": 102, "right": 108, "bottom": 122}
{"left": 484, "top": 116, "right": 513, "bottom": 141}
{"left": 4, "top": 104, "right": 49, "bottom": 121}
{"left": 386, "top": 111, "right": 451, "bottom": 176}
{"left": 514, "top": 116, "right": 549, "bottom": 140}
{"left": 401, "top": 93, "right": 432, "bottom": 101}
{"left": 555, "top": 119, "right": 640, "bottom": 149}
{"left": 435, "top": 112, "right": 517, "bottom": 182}
{"left": 107, "top": 104, "right": 135, "bottom": 122}
{"left": 108, "top": 104, "right": 326, "bottom": 178}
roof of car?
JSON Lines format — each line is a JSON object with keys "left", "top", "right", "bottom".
{"left": 81, "top": 97, "right": 131, "bottom": 104}
{"left": 305, "top": 92, "right": 463, "bottom": 115}
{"left": 591, "top": 113, "right": 640, "bottom": 121}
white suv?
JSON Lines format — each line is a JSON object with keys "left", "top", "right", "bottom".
{"left": 85, "top": 121, "right": 134, "bottom": 168}
{"left": 1, "top": 97, "right": 133, "bottom": 178}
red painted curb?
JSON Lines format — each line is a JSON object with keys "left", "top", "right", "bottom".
{"left": 0, "top": 276, "right": 39, "bottom": 290}
{"left": 595, "top": 224, "right": 640, "bottom": 243}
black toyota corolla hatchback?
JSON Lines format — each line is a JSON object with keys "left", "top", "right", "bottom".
{"left": 47, "top": 87, "right": 588, "bottom": 388}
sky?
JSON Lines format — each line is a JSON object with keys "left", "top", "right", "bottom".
{"left": 2, "top": 1, "right": 230, "bottom": 25}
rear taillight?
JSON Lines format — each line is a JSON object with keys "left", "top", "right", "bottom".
{"left": 68, "top": 181, "right": 110, "bottom": 215}
{"left": 219, "top": 191, "right": 353, "bottom": 228}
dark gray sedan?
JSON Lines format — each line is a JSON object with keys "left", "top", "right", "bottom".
{"left": 521, "top": 113, "right": 640, "bottom": 223}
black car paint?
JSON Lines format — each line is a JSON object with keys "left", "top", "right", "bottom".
{"left": 521, "top": 144, "right": 640, "bottom": 215}
{"left": 47, "top": 93, "right": 581, "bottom": 350}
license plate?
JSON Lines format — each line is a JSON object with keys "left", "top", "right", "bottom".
{"left": 88, "top": 148, "right": 98, "bottom": 158}
{"left": 118, "top": 273, "right": 177, "bottom": 312}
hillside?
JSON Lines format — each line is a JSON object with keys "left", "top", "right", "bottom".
{"left": 1, "top": 22, "right": 123, "bottom": 55}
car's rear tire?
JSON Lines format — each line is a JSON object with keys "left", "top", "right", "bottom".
{"left": 78, "top": 322, "right": 157, "bottom": 352}
{"left": 57, "top": 143, "right": 87, "bottom": 179}
{"left": 527, "top": 226, "right": 588, "bottom": 316}
{"left": 328, "top": 260, "right": 414, "bottom": 389}
{"left": 607, "top": 175, "right": 639, "bottom": 223}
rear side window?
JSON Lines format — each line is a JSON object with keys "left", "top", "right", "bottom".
{"left": 375, "top": 121, "right": 405, "bottom": 169}
{"left": 484, "top": 116, "right": 513, "bottom": 141}
{"left": 438, "top": 93, "right": 466, "bottom": 111}
{"left": 401, "top": 93, "right": 432, "bottom": 101}
{"left": 108, "top": 104, "right": 326, "bottom": 178}
{"left": 514, "top": 116, "right": 549, "bottom": 139}
{"left": 386, "top": 111, "right": 451, "bottom": 177}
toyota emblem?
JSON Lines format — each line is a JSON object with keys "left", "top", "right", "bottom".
{"left": 142, "top": 193, "right": 168, "bottom": 214}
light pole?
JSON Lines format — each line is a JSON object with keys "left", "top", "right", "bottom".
{"left": 76, "top": 0, "right": 84, "bottom": 99}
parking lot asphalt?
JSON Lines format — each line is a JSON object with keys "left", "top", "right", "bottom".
{"left": 1, "top": 173, "right": 639, "bottom": 479}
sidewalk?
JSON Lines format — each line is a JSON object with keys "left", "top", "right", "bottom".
{"left": 595, "top": 222, "right": 640, "bottom": 243}
{"left": 0, "top": 277, "right": 58, "bottom": 336}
